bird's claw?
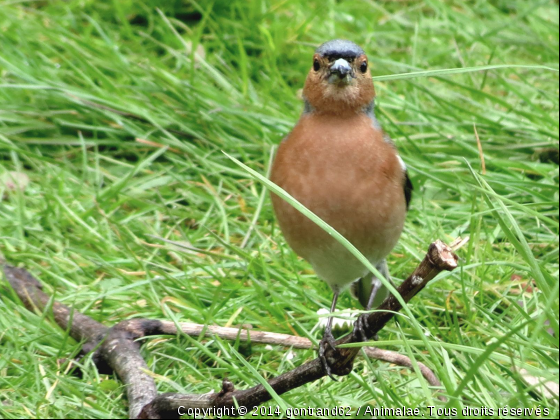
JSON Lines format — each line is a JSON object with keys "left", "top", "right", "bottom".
{"left": 353, "top": 313, "right": 378, "bottom": 342}
{"left": 319, "top": 332, "right": 339, "bottom": 381}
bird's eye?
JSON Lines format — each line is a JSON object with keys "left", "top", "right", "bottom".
{"left": 313, "top": 59, "right": 320, "bottom": 72}
{"left": 360, "top": 61, "right": 368, "bottom": 73}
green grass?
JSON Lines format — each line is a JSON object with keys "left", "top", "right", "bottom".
{"left": 0, "top": 0, "right": 558, "bottom": 418}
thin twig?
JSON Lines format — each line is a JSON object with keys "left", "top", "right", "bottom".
{"left": 134, "top": 319, "right": 444, "bottom": 390}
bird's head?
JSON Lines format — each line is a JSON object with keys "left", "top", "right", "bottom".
{"left": 302, "top": 39, "right": 375, "bottom": 115}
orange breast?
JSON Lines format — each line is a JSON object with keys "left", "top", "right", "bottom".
{"left": 270, "top": 112, "right": 407, "bottom": 289}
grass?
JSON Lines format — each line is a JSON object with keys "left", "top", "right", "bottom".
{"left": 0, "top": 0, "right": 558, "bottom": 418}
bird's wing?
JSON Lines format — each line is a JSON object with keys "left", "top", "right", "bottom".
{"left": 404, "top": 168, "right": 413, "bottom": 210}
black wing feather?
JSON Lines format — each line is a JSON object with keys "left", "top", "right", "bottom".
{"left": 404, "top": 170, "right": 413, "bottom": 210}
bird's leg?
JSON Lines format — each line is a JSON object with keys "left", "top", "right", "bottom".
{"left": 354, "top": 278, "right": 382, "bottom": 342}
{"left": 354, "top": 260, "right": 392, "bottom": 342}
{"left": 319, "top": 289, "right": 340, "bottom": 380}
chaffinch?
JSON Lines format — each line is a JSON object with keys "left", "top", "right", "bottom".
{"left": 270, "top": 39, "right": 412, "bottom": 377}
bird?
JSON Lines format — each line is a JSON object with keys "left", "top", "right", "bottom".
{"left": 270, "top": 39, "right": 412, "bottom": 377}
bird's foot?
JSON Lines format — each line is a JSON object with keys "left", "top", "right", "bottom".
{"left": 319, "top": 331, "right": 339, "bottom": 381}
{"left": 353, "top": 313, "right": 378, "bottom": 342}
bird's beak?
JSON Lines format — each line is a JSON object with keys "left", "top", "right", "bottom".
{"left": 328, "top": 58, "right": 354, "bottom": 85}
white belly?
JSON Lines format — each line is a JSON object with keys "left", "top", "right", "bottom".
{"left": 307, "top": 239, "right": 385, "bottom": 292}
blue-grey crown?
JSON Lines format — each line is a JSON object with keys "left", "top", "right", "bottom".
{"left": 315, "top": 39, "right": 365, "bottom": 60}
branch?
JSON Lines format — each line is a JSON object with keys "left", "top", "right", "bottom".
{"left": 326, "top": 240, "right": 459, "bottom": 373}
{"left": 2, "top": 240, "right": 457, "bottom": 419}
{"left": 137, "top": 320, "right": 443, "bottom": 389}
{"left": 2, "top": 265, "right": 158, "bottom": 419}
{"left": 140, "top": 240, "right": 457, "bottom": 417}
